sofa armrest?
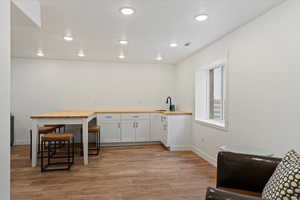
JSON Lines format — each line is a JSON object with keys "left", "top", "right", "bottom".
{"left": 217, "top": 151, "right": 281, "bottom": 193}
{"left": 206, "top": 187, "right": 261, "bottom": 200}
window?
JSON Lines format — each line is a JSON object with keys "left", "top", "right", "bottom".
{"left": 195, "top": 60, "right": 226, "bottom": 129}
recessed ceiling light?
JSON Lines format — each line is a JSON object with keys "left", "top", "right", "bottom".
{"left": 120, "top": 7, "right": 135, "bottom": 15}
{"left": 78, "top": 50, "right": 85, "bottom": 57}
{"left": 156, "top": 55, "right": 163, "bottom": 61}
{"left": 119, "top": 40, "right": 128, "bottom": 45}
{"left": 64, "top": 35, "right": 73, "bottom": 41}
{"left": 169, "top": 43, "right": 178, "bottom": 47}
{"left": 195, "top": 14, "right": 208, "bottom": 22}
{"left": 37, "top": 50, "right": 44, "bottom": 57}
{"left": 118, "top": 54, "right": 125, "bottom": 59}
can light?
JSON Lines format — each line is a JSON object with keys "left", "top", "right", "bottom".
{"left": 78, "top": 50, "right": 85, "bottom": 57}
{"left": 195, "top": 14, "right": 208, "bottom": 22}
{"left": 64, "top": 35, "right": 73, "bottom": 41}
{"left": 119, "top": 40, "right": 128, "bottom": 45}
{"left": 118, "top": 54, "right": 125, "bottom": 59}
{"left": 156, "top": 55, "right": 163, "bottom": 61}
{"left": 169, "top": 43, "right": 178, "bottom": 47}
{"left": 120, "top": 7, "right": 135, "bottom": 15}
{"left": 37, "top": 50, "right": 44, "bottom": 57}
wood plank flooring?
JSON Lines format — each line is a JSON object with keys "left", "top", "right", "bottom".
{"left": 11, "top": 145, "right": 216, "bottom": 200}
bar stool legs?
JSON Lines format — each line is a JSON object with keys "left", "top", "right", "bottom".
{"left": 80, "top": 126, "right": 101, "bottom": 156}
{"left": 41, "top": 134, "right": 74, "bottom": 172}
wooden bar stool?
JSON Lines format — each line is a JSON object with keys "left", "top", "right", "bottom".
{"left": 41, "top": 133, "right": 74, "bottom": 172}
{"left": 44, "top": 124, "right": 66, "bottom": 133}
{"left": 29, "top": 126, "right": 57, "bottom": 160}
{"left": 80, "top": 125, "right": 101, "bottom": 156}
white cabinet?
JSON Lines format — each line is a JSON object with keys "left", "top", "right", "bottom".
{"left": 121, "top": 114, "right": 150, "bottom": 142}
{"left": 135, "top": 119, "right": 150, "bottom": 142}
{"left": 120, "top": 121, "right": 135, "bottom": 142}
{"left": 160, "top": 115, "right": 169, "bottom": 147}
{"left": 159, "top": 114, "right": 191, "bottom": 151}
{"left": 150, "top": 113, "right": 161, "bottom": 141}
{"left": 99, "top": 113, "right": 150, "bottom": 143}
{"left": 98, "top": 112, "right": 191, "bottom": 150}
{"left": 100, "top": 121, "right": 121, "bottom": 143}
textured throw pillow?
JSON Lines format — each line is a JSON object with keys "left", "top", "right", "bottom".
{"left": 262, "top": 150, "right": 300, "bottom": 200}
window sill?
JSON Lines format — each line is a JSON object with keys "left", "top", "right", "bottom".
{"left": 195, "top": 119, "right": 228, "bottom": 131}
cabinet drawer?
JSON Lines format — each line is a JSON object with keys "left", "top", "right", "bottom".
{"left": 99, "top": 114, "right": 121, "bottom": 121}
{"left": 121, "top": 113, "right": 150, "bottom": 120}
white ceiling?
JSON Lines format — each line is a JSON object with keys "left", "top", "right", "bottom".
{"left": 12, "top": 0, "right": 285, "bottom": 64}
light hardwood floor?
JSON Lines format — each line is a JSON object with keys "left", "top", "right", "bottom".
{"left": 11, "top": 145, "right": 216, "bottom": 200}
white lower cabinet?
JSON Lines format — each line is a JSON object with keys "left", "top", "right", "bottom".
{"left": 99, "top": 113, "right": 150, "bottom": 143}
{"left": 120, "top": 121, "right": 135, "bottom": 142}
{"left": 98, "top": 113, "right": 191, "bottom": 151}
{"left": 100, "top": 121, "right": 121, "bottom": 143}
{"left": 121, "top": 119, "right": 150, "bottom": 142}
{"left": 150, "top": 113, "right": 161, "bottom": 141}
{"left": 135, "top": 119, "right": 150, "bottom": 142}
{"left": 159, "top": 114, "right": 192, "bottom": 151}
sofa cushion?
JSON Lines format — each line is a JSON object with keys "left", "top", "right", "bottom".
{"left": 262, "top": 150, "right": 300, "bottom": 200}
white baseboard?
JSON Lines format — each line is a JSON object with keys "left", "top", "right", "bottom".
{"left": 170, "top": 145, "right": 192, "bottom": 151}
{"left": 191, "top": 144, "right": 217, "bottom": 167}
{"left": 101, "top": 141, "right": 161, "bottom": 147}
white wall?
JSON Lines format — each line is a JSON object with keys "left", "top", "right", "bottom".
{"left": 0, "top": 0, "right": 10, "bottom": 199}
{"left": 11, "top": 58, "right": 175, "bottom": 144}
{"left": 175, "top": 0, "right": 300, "bottom": 165}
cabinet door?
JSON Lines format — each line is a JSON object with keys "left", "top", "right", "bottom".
{"left": 121, "top": 121, "right": 135, "bottom": 142}
{"left": 150, "top": 114, "right": 161, "bottom": 141}
{"left": 135, "top": 119, "right": 150, "bottom": 142}
{"left": 100, "top": 121, "right": 121, "bottom": 143}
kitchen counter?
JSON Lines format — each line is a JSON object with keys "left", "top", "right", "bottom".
{"left": 94, "top": 110, "right": 192, "bottom": 115}
{"left": 31, "top": 110, "right": 192, "bottom": 118}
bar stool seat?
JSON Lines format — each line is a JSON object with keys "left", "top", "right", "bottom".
{"left": 38, "top": 126, "right": 57, "bottom": 133}
{"left": 88, "top": 125, "right": 100, "bottom": 133}
{"left": 44, "top": 124, "right": 65, "bottom": 129}
{"left": 44, "top": 124, "right": 66, "bottom": 132}
{"left": 42, "top": 133, "right": 74, "bottom": 141}
{"left": 80, "top": 125, "right": 101, "bottom": 156}
{"left": 29, "top": 126, "right": 57, "bottom": 160}
{"left": 41, "top": 133, "right": 74, "bottom": 172}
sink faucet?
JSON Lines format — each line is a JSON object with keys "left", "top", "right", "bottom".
{"left": 166, "top": 96, "right": 172, "bottom": 111}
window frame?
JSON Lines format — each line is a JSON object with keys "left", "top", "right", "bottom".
{"left": 195, "top": 59, "right": 228, "bottom": 130}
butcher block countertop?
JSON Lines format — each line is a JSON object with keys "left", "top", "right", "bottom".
{"left": 31, "top": 110, "right": 192, "bottom": 119}
{"left": 31, "top": 110, "right": 96, "bottom": 119}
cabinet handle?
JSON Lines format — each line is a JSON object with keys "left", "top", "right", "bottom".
{"left": 133, "top": 122, "right": 135, "bottom": 128}
{"left": 136, "top": 122, "right": 138, "bottom": 128}
{"left": 118, "top": 123, "right": 120, "bottom": 128}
